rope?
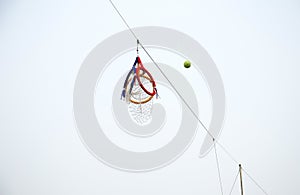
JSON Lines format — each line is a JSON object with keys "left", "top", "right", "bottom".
{"left": 229, "top": 169, "right": 240, "bottom": 195}
{"left": 213, "top": 139, "right": 224, "bottom": 195}
{"left": 242, "top": 167, "right": 269, "bottom": 195}
{"left": 139, "top": 42, "right": 216, "bottom": 140}
{"left": 108, "top": 0, "right": 139, "bottom": 41}
{"left": 217, "top": 142, "right": 240, "bottom": 165}
{"left": 108, "top": 1, "right": 269, "bottom": 194}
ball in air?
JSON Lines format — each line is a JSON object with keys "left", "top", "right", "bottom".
{"left": 184, "top": 60, "right": 191, "bottom": 68}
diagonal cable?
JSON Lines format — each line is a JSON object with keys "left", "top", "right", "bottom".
{"left": 242, "top": 167, "right": 269, "bottom": 195}
{"left": 229, "top": 168, "right": 240, "bottom": 195}
{"left": 213, "top": 139, "right": 224, "bottom": 195}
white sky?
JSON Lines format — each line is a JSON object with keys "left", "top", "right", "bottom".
{"left": 0, "top": 0, "right": 299, "bottom": 194}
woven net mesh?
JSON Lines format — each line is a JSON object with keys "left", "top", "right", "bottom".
{"left": 127, "top": 75, "right": 153, "bottom": 126}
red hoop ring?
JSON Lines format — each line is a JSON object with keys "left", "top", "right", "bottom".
{"left": 136, "top": 56, "right": 156, "bottom": 96}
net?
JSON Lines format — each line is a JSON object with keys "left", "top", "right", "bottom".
{"left": 120, "top": 56, "right": 158, "bottom": 125}
{"left": 127, "top": 74, "right": 154, "bottom": 125}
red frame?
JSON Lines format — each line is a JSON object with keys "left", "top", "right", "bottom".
{"left": 136, "top": 56, "right": 156, "bottom": 96}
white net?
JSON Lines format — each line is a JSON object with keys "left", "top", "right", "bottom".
{"left": 127, "top": 75, "right": 154, "bottom": 126}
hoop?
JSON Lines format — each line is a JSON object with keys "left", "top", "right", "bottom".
{"left": 136, "top": 56, "right": 157, "bottom": 96}
{"left": 121, "top": 56, "right": 158, "bottom": 105}
{"left": 126, "top": 74, "right": 154, "bottom": 104}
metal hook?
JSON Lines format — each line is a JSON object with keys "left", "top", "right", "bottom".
{"left": 136, "top": 39, "right": 140, "bottom": 55}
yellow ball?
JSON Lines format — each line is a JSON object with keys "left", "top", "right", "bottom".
{"left": 184, "top": 60, "right": 191, "bottom": 68}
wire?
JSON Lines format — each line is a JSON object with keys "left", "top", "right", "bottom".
{"left": 217, "top": 142, "right": 240, "bottom": 165}
{"left": 242, "top": 167, "right": 269, "bottom": 195}
{"left": 213, "top": 139, "right": 224, "bottom": 195}
{"left": 229, "top": 169, "right": 240, "bottom": 195}
{"left": 108, "top": 1, "right": 269, "bottom": 194}
{"left": 140, "top": 41, "right": 216, "bottom": 139}
{"left": 108, "top": 0, "right": 139, "bottom": 41}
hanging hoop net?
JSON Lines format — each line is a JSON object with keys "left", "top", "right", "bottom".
{"left": 121, "top": 56, "right": 158, "bottom": 125}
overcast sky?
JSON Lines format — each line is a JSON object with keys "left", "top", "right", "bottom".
{"left": 0, "top": 0, "right": 300, "bottom": 194}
